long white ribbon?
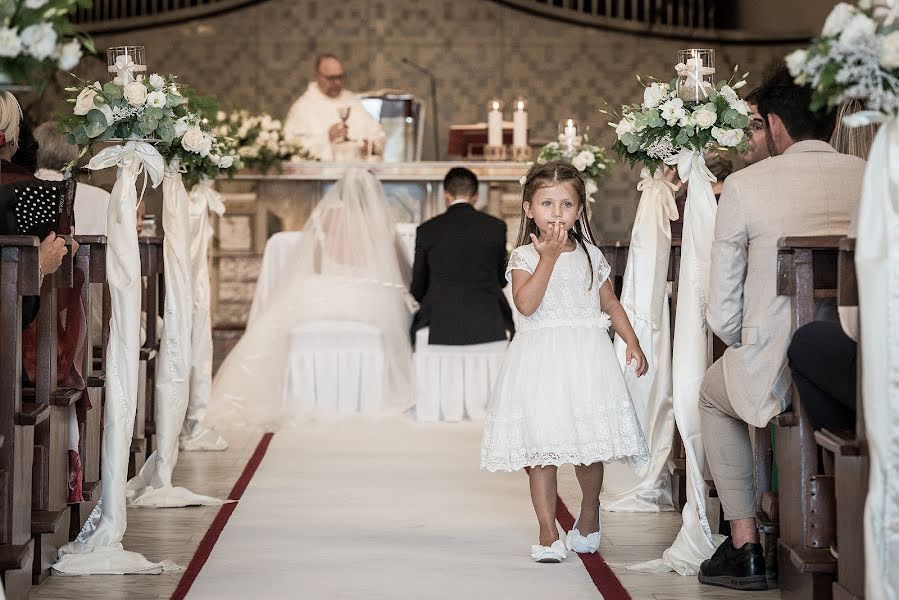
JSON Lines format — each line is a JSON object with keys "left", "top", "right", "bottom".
{"left": 88, "top": 141, "right": 165, "bottom": 222}
{"left": 636, "top": 167, "right": 680, "bottom": 222}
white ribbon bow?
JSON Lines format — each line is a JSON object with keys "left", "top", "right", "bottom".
{"left": 110, "top": 54, "right": 137, "bottom": 84}
{"left": 637, "top": 166, "right": 680, "bottom": 221}
{"left": 88, "top": 141, "right": 165, "bottom": 222}
{"left": 664, "top": 148, "right": 715, "bottom": 185}
{"left": 193, "top": 178, "right": 225, "bottom": 217}
{"left": 675, "top": 61, "right": 714, "bottom": 99}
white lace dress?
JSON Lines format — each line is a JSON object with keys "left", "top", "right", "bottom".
{"left": 480, "top": 243, "right": 649, "bottom": 472}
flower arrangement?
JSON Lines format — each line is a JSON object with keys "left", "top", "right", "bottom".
{"left": 533, "top": 132, "right": 614, "bottom": 202}
{"left": 785, "top": 1, "right": 898, "bottom": 120}
{"left": 607, "top": 68, "right": 752, "bottom": 173}
{"left": 62, "top": 73, "right": 185, "bottom": 153}
{"left": 159, "top": 110, "right": 242, "bottom": 188}
{"left": 0, "top": 0, "right": 93, "bottom": 91}
{"left": 215, "top": 109, "right": 317, "bottom": 173}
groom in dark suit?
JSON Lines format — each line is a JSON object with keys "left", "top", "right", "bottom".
{"left": 410, "top": 167, "right": 514, "bottom": 347}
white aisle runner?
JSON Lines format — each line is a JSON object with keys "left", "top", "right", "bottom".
{"left": 189, "top": 418, "right": 602, "bottom": 599}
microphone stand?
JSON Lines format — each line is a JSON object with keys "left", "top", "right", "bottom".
{"left": 402, "top": 57, "right": 440, "bottom": 161}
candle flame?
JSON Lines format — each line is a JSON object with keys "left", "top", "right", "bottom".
{"left": 517, "top": 100, "right": 525, "bottom": 111}
{"left": 492, "top": 100, "right": 500, "bottom": 111}
{"left": 566, "top": 118, "right": 574, "bottom": 127}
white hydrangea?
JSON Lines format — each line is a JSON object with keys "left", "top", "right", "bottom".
{"left": 880, "top": 30, "right": 899, "bottom": 69}
{"left": 0, "top": 27, "right": 22, "bottom": 58}
{"left": 823, "top": 3, "right": 858, "bottom": 37}
{"left": 20, "top": 22, "right": 56, "bottom": 60}
{"left": 840, "top": 13, "right": 877, "bottom": 44}
{"left": 55, "top": 38, "right": 82, "bottom": 70}
{"left": 571, "top": 150, "right": 595, "bottom": 172}
{"left": 785, "top": 49, "right": 808, "bottom": 77}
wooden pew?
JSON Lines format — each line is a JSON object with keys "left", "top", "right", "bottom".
{"left": 27, "top": 237, "right": 80, "bottom": 583}
{"left": 813, "top": 237, "right": 868, "bottom": 600}
{"left": 69, "top": 235, "right": 107, "bottom": 540}
{"left": 774, "top": 235, "right": 842, "bottom": 599}
{"left": 0, "top": 236, "right": 45, "bottom": 600}
{"left": 131, "top": 237, "right": 163, "bottom": 477}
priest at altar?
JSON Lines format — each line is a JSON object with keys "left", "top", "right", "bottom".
{"left": 283, "top": 54, "right": 385, "bottom": 161}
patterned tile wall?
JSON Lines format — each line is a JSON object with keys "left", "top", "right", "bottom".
{"left": 42, "top": 0, "right": 799, "bottom": 239}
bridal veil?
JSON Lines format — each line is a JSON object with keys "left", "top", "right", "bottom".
{"left": 206, "top": 168, "right": 414, "bottom": 429}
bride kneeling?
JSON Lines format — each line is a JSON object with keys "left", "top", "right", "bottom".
{"left": 206, "top": 168, "right": 414, "bottom": 430}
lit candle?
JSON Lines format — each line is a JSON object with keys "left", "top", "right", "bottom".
{"left": 488, "top": 99, "right": 503, "bottom": 147}
{"left": 513, "top": 98, "right": 527, "bottom": 148}
{"left": 564, "top": 119, "right": 576, "bottom": 142}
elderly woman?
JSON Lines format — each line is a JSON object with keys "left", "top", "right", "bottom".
{"left": 33, "top": 121, "right": 110, "bottom": 236}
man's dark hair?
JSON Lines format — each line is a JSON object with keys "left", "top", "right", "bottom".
{"left": 315, "top": 54, "right": 340, "bottom": 72}
{"left": 756, "top": 66, "right": 835, "bottom": 141}
{"left": 745, "top": 87, "right": 761, "bottom": 106}
{"left": 444, "top": 167, "right": 478, "bottom": 198}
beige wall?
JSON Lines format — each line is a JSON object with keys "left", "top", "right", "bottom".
{"left": 39, "top": 0, "right": 804, "bottom": 239}
{"left": 734, "top": 0, "right": 836, "bottom": 36}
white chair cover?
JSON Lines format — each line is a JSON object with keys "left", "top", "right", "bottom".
{"left": 286, "top": 320, "right": 386, "bottom": 414}
{"left": 414, "top": 328, "right": 507, "bottom": 422}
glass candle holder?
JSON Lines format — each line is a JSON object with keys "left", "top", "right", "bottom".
{"left": 558, "top": 119, "right": 580, "bottom": 154}
{"left": 676, "top": 48, "right": 716, "bottom": 103}
{"left": 107, "top": 46, "right": 147, "bottom": 85}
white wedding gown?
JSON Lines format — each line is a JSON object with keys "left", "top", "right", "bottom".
{"left": 206, "top": 169, "right": 414, "bottom": 430}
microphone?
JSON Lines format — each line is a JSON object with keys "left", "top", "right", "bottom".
{"left": 401, "top": 57, "right": 440, "bottom": 161}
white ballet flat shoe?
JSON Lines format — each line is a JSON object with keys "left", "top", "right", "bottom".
{"left": 530, "top": 540, "right": 568, "bottom": 563}
{"left": 565, "top": 508, "right": 602, "bottom": 553}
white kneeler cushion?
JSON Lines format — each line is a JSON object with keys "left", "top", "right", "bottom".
{"left": 414, "top": 327, "right": 508, "bottom": 422}
{"left": 287, "top": 320, "right": 386, "bottom": 414}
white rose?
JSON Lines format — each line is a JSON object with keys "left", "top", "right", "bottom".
{"left": 148, "top": 73, "right": 165, "bottom": 89}
{"left": 73, "top": 83, "right": 101, "bottom": 116}
{"left": 146, "top": 90, "right": 167, "bottom": 109}
{"left": 712, "top": 126, "right": 745, "bottom": 147}
{"left": 693, "top": 107, "right": 717, "bottom": 129}
{"left": 24, "top": 0, "right": 48, "bottom": 7}
{"left": 571, "top": 150, "right": 594, "bottom": 172}
{"left": 660, "top": 98, "right": 686, "bottom": 126}
{"left": 219, "top": 155, "right": 234, "bottom": 168}
{"left": 55, "top": 38, "right": 82, "bottom": 70}
{"left": 181, "top": 127, "right": 206, "bottom": 153}
{"left": 642, "top": 82, "right": 668, "bottom": 109}
{"left": 839, "top": 13, "right": 877, "bottom": 44}
{"left": 823, "top": 3, "right": 857, "bottom": 36}
{"left": 614, "top": 116, "right": 637, "bottom": 138}
{"left": 216, "top": 110, "right": 226, "bottom": 122}
{"left": 123, "top": 81, "right": 148, "bottom": 106}
{"left": 584, "top": 178, "right": 598, "bottom": 199}
{"left": 0, "top": 27, "right": 21, "bottom": 58}
{"left": 20, "top": 23, "right": 56, "bottom": 60}
{"left": 209, "top": 153, "right": 221, "bottom": 166}
{"left": 174, "top": 116, "right": 190, "bottom": 137}
{"left": 880, "top": 31, "right": 899, "bottom": 69}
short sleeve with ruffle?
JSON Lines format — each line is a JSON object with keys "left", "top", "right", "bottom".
{"left": 505, "top": 244, "right": 536, "bottom": 282}
{"left": 590, "top": 244, "right": 612, "bottom": 288}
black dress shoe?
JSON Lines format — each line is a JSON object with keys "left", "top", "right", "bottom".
{"left": 698, "top": 536, "right": 768, "bottom": 591}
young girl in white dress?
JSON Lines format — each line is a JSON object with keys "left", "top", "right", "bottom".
{"left": 481, "top": 160, "right": 650, "bottom": 563}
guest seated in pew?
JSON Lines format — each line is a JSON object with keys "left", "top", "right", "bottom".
{"left": 410, "top": 167, "right": 514, "bottom": 347}
{"left": 697, "top": 66, "right": 866, "bottom": 591}
{"left": 0, "top": 93, "right": 71, "bottom": 328}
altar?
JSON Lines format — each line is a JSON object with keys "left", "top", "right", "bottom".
{"left": 211, "top": 161, "right": 528, "bottom": 328}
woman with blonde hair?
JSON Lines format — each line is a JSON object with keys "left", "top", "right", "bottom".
{"left": 830, "top": 99, "right": 878, "bottom": 159}
{"left": 0, "top": 91, "right": 33, "bottom": 183}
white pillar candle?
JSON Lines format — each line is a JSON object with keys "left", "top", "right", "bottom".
{"left": 488, "top": 100, "right": 503, "bottom": 147}
{"left": 513, "top": 99, "right": 527, "bottom": 148}
{"left": 564, "top": 119, "right": 576, "bottom": 145}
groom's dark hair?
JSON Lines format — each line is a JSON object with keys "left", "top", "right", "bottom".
{"left": 757, "top": 66, "right": 836, "bottom": 142}
{"left": 443, "top": 167, "right": 479, "bottom": 198}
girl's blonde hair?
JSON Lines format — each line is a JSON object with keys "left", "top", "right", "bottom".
{"left": 516, "top": 160, "right": 599, "bottom": 288}
{"left": 0, "top": 91, "right": 22, "bottom": 151}
{"left": 830, "top": 100, "right": 878, "bottom": 160}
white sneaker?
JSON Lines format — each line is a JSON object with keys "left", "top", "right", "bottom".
{"left": 565, "top": 507, "right": 602, "bottom": 553}
{"left": 531, "top": 540, "right": 567, "bottom": 563}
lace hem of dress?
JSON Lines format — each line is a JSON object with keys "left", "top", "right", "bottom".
{"left": 480, "top": 445, "right": 647, "bottom": 472}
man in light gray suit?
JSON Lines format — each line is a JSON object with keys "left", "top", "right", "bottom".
{"left": 697, "top": 67, "right": 866, "bottom": 591}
